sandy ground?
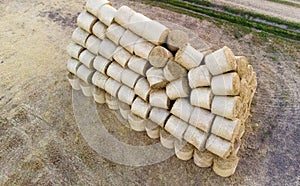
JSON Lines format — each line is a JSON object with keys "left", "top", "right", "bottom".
{"left": 0, "top": 0, "right": 300, "bottom": 185}
{"left": 211, "top": 0, "right": 300, "bottom": 23}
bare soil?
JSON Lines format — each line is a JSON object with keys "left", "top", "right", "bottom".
{"left": 0, "top": 0, "right": 299, "bottom": 185}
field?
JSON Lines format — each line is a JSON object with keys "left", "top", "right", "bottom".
{"left": 0, "top": 0, "right": 299, "bottom": 185}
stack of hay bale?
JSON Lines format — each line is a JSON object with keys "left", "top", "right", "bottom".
{"left": 66, "top": 0, "right": 257, "bottom": 177}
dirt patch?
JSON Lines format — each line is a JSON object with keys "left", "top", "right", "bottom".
{"left": 0, "top": 0, "right": 299, "bottom": 185}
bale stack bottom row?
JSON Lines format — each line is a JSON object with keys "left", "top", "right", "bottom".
{"left": 66, "top": 0, "right": 257, "bottom": 178}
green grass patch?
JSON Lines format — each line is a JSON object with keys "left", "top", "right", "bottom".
{"left": 151, "top": 0, "right": 300, "bottom": 41}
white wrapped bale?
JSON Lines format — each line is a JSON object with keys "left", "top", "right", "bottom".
{"left": 67, "top": 43, "right": 84, "bottom": 59}
{"left": 106, "top": 62, "right": 124, "bottom": 82}
{"left": 146, "top": 67, "right": 168, "bottom": 89}
{"left": 77, "top": 11, "right": 98, "bottom": 33}
{"left": 205, "top": 134, "right": 232, "bottom": 158}
{"left": 72, "top": 27, "right": 90, "bottom": 47}
{"left": 67, "top": 73, "right": 81, "bottom": 90}
{"left": 134, "top": 38, "right": 155, "bottom": 59}
{"left": 190, "top": 88, "right": 213, "bottom": 110}
{"left": 77, "top": 65, "right": 95, "bottom": 84}
{"left": 183, "top": 125, "right": 208, "bottom": 151}
{"left": 85, "top": 0, "right": 111, "bottom": 16}
{"left": 213, "top": 155, "right": 239, "bottom": 177}
{"left": 149, "top": 107, "right": 170, "bottom": 127}
{"left": 131, "top": 97, "right": 151, "bottom": 119}
{"left": 128, "top": 112, "right": 146, "bottom": 132}
{"left": 175, "top": 45, "right": 204, "bottom": 70}
{"left": 93, "top": 55, "right": 112, "bottom": 74}
{"left": 67, "top": 58, "right": 81, "bottom": 75}
{"left": 188, "top": 65, "right": 212, "bottom": 88}
{"left": 120, "top": 30, "right": 141, "bottom": 54}
{"left": 211, "top": 72, "right": 241, "bottom": 96}
{"left": 86, "top": 35, "right": 102, "bottom": 55}
{"left": 92, "top": 71, "right": 109, "bottom": 89}
{"left": 128, "top": 56, "right": 150, "bottom": 76}
{"left": 149, "top": 90, "right": 170, "bottom": 109}
{"left": 121, "top": 69, "right": 141, "bottom": 88}
{"left": 134, "top": 77, "right": 151, "bottom": 101}
{"left": 79, "top": 81, "right": 93, "bottom": 97}
{"left": 129, "top": 13, "right": 150, "bottom": 36}
{"left": 193, "top": 150, "right": 215, "bottom": 168}
{"left": 106, "top": 23, "right": 126, "bottom": 45}
{"left": 105, "top": 93, "right": 119, "bottom": 110}
{"left": 160, "top": 129, "right": 176, "bottom": 149}
{"left": 174, "top": 140, "right": 194, "bottom": 161}
{"left": 166, "top": 30, "right": 189, "bottom": 52}
{"left": 189, "top": 107, "right": 215, "bottom": 133}
{"left": 145, "top": 121, "right": 160, "bottom": 139}
{"left": 211, "top": 116, "right": 241, "bottom": 142}
{"left": 211, "top": 96, "right": 242, "bottom": 120}
{"left": 113, "top": 47, "right": 132, "bottom": 68}
{"left": 79, "top": 50, "right": 95, "bottom": 69}
{"left": 117, "top": 85, "right": 136, "bottom": 105}
{"left": 165, "top": 116, "right": 189, "bottom": 140}
{"left": 114, "top": 6, "right": 136, "bottom": 28}
{"left": 163, "top": 60, "right": 187, "bottom": 82}
{"left": 119, "top": 102, "right": 131, "bottom": 120}
{"left": 142, "top": 20, "right": 169, "bottom": 45}
{"left": 98, "top": 38, "right": 118, "bottom": 60}
{"left": 171, "top": 98, "right": 194, "bottom": 122}
{"left": 92, "top": 21, "right": 107, "bottom": 40}
{"left": 166, "top": 78, "right": 190, "bottom": 100}
{"left": 104, "top": 78, "right": 122, "bottom": 97}
{"left": 149, "top": 46, "right": 173, "bottom": 68}
{"left": 97, "top": 4, "right": 117, "bottom": 26}
{"left": 205, "top": 46, "right": 236, "bottom": 76}
{"left": 93, "top": 87, "right": 106, "bottom": 104}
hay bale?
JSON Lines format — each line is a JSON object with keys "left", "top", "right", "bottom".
{"left": 106, "top": 23, "right": 126, "bottom": 45}
{"left": 79, "top": 50, "right": 95, "bottom": 69}
{"left": 163, "top": 59, "right": 187, "bottom": 82}
{"left": 189, "top": 107, "right": 215, "bottom": 133}
{"left": 92, "top": 71, "right": 109, "bottom": 89}
{"left": 211, "top": 96, "right": 242, "bottom": 120}
{"left": 205, "top": 134, "right": 232, "bottom": 158}
{"left": 149, "top": 89, "right": 170, "bottom": 109}
{"left": 92, "top": 21, "right": 107, "bottom": 40}
{"left": 211, "top": 72, "right": 241, "bottom": 96}
{"left": 128, "top": 56, "right": 150, "bottom": 76}
{"left": 165, "top": 115, "right": 189, "bottom": 140}
{"left": 183, "top": 125, "right": 208, "bottom": 151}
{"left": 93, "top": 55, "right": 111, "bottom": 74}
{"left": 175, "top": 45, "right": 204, "bottom": 70}
{"left": 97, "top": 4, "right": 117, "bottom": 26}
{"left": 146, "top": 67, "right": 168, "bottom": 89}
{"left": 190, "top": 88, "right": 213, "bottom": 110}
{"left": 170, "top": 98, "right": 193, "bottom": 122}
{"left": 166, "top": 30, "right": 189, "bottom": 52}
{"left": 77, "top": 11, "right": 98, "bottom": 33}
{"left": 174, "top": 140, "right": 194, "bottom": 161}
{"left": 211, "top": 116, "right": 241, "bottom": 142}
{"left": 67, "top": 43, "right": 84, "bottom": 59}
{"left": 188, "top": 65, "right": 212, "bottom": 88}
{"left": 149, "top": 107, "right": 170, "bottom": 127}
{"left": 134, "top": 77, "right": 151, "bottom": 101}
{"left": 106, "top": 62, "right": 124, "bottom": 82}
{"left": 205, "top": 46, "right": 236, "bottom": 76}
{"left": 149, "top": 46, "right": 173, "bottom": 68}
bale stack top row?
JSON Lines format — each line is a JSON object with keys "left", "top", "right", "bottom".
{"left": 66, "top": 0, "right": 257, "bottom": 177}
